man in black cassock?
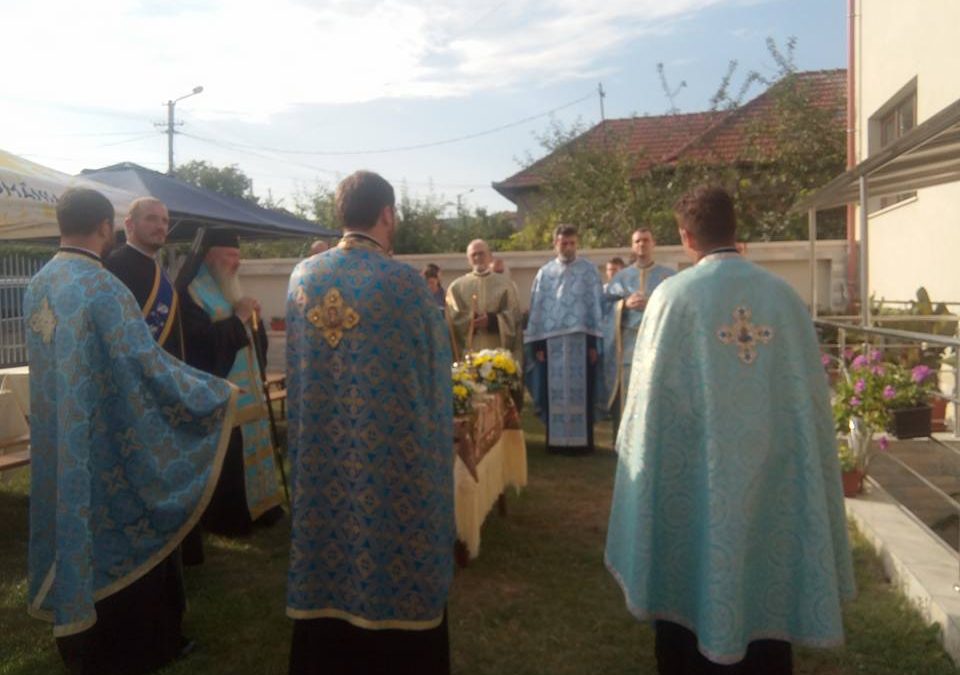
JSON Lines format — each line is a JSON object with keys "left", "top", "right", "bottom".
{"left": 105, "top": 197, "right": 204, "bottom": 566}
{"left": 179, "top": 228, "right": 285, "bottom": 536}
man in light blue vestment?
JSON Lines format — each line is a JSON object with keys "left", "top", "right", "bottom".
{"left": 525, "top": 225, "right": 604, "bottom": 454}
{"left": 285, "top": 171, "right": 454, "bottom": 675}
{"left": 605, "top": 186, "right": 854, "bottom": 674}
{"left": 24, "top": 189, "right": 237, "bottom": 674}
{"left": 601, "top": 228, "right": 674, "bottom": 431}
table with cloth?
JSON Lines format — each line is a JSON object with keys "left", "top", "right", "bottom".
{"left": 454, "top": 390, "right": 527, "bottom": 561}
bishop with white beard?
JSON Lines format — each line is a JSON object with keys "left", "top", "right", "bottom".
{"left": 180, "top": 228, "right": 284, "bottom": 536}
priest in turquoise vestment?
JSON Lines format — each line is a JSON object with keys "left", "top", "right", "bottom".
{"left": 24, "top": 188, "right": 236, "bottom": 674}
{"left": 605, "top": 186, "right": 854, "bottom": 673}
{"left": 601, "top": 228, "right": 674, "bottom": 426}
{"left": 285, "top": 171, "right": 454, "bottom": 675}
{"left": 524, "top": 225, "right": 604, "bottom": 454}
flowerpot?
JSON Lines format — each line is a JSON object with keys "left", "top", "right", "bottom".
{"left": 841, "top": 469, "right": 864, "bottom": 498}
{"left": 887, "top": 405, "right": 932, "bottom": 439}
{"left": 932, "top": 398, "right": 948, "bottom": 432}
{"left": 270, "top": 318, "right": 286, "bottom": 331}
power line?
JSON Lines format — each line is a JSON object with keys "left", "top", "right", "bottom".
{"left": 180, "top": 92, "right": 594, "bottom": 157}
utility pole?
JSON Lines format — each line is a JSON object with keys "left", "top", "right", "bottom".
{"left": 156, "top": 86, "right": 204, "bottom": 175}
{"left": 598, "top": 82, "right": 606, "bottom": 123}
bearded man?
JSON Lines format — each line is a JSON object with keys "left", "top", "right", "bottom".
{"left": 445, "top": 239, "right": 522, "bottom": 364}
{"left": 180, "top": 229, "right": 284, "bottom": 535}
{"left": 524, "top": 225, "right": 604, "bottom": 454}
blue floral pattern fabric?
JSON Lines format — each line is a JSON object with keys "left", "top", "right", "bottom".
{"left": 189, "top": 263, "right": 283, "bottom": 520}
{"left": 605, "top": 254, "right": 855, "bottom": 664}
{"left": 285, "top": 240, "right": 454, "bottom": 630}
{"left": 25, "top": 252, "right": 235, "bottom": 637}
{"left": 600, "top": 264, "right": 674, "bottom": 407}
{"left": 524, "top": 257, "right": 603, "bottom": 343}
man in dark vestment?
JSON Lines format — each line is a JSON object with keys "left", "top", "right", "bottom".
{"left": 105, "top": 197, "right": 204, "bottom": 564}
{"left": 180, "top": 229, "right": 284, "bottom": 536}
{"left": 25, "top": 188, "right": 237, "bottom": 675}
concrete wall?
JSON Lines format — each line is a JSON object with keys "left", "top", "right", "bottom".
{"left": 243, "top": 240, "right": 848, "bottom": 319}
{"left": 856, "top": 0, "right": 960, "bottom": 303}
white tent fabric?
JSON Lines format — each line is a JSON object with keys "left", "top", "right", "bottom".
{"left": 0, "top": 150, "right": 137, "bottom": 240}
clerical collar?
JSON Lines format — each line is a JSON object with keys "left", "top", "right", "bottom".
{"left": 472, "top": 268, "right": 492, "bottom": 277}
{"left": 339, "top": 231, "right": 385, "bottom": 251}
{"left": 58, "top": 246, "right": 101, "bottom": 262}
{"left": 697, "top": 246, "right": 740, "bottom": 265}
{"left": 126, "top": 241, "right": 158, "bottom": 260}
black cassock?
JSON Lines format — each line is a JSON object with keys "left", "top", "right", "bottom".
{"left": 179, "top": 276, "right": 282, "bottom": 536}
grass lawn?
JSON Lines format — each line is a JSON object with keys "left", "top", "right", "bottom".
{"left": 1, "top": 411, "right": 957, "bottom": 674}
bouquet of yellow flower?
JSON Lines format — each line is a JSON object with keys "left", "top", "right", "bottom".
{"left": 465, "top": 348, "right": 520, "bottom": 392}
{"left": 452, "top": 361, "right": 480, "bottom": 416}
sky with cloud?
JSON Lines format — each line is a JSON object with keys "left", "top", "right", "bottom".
{"left": 0, "top": 0, "right": 846, "bottom": 216}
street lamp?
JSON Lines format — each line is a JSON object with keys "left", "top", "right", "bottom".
{"left": 163, "top": 86, "right": 204, "bottom": 175}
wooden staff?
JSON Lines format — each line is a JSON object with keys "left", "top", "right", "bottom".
{"left": 250, "top": 311, "right": 290, "bottom": 506}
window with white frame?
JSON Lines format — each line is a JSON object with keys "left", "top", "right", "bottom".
{"left": 870, "top": 84, "right": 917, "bottom": 210}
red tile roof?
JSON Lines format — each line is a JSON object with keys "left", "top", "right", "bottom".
{"left": 493, "top": 69, "right": 846, "bottom": 199}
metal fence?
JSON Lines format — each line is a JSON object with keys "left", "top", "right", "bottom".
{"left": 0, "top": 254, "right": 47, "bottom": 367}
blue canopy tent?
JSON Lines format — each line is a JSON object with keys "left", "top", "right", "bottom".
{"left": 80, "top": 163, "right": 337, "bottom": 241}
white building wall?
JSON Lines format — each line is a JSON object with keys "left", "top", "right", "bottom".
{"left": 857, "top": 0, "right": 960, "bottom": 303}
{"left": 242, "top": 241, "right": 848, "bottom": 371}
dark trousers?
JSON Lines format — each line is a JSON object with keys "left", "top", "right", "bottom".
{"left": 655, "top": 621, "right": 793, "bottom": 675}
{"left": 56, "top": 554, "right": 186, "bottom": 675}
{"left": 289, "top": 610, "right": 450, "bottom": 675}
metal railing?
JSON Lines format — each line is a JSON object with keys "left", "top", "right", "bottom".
{"left": 0, "top": 254, "right": 47, "bottom": 367}
{"left": 816, "top": 317, "right": 960, "bottom": 587}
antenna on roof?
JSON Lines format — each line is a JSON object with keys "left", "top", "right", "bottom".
{"left": 598, "top": 82, "right": 607, "bottom": 123}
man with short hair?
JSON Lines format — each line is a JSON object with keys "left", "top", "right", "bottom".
{"left": 25, "top": 188, "right": 237, "bottom": 674}
{"left": 105, "top": 198, "right": 207, "bottom": 564}
{"left": 285, "top": 170, "right": 454, "bottom": 675}
{"left": 601, "top": 228, "right": 674, "bottom": 428}
{"left": 605, "top": 186, "right": 854, "bottom": 674}
{"left": 524, "top": 225, "right": 603, "bottom": 454}
{"left": 180, "top": 230, "right": 284, "bottom": 536}
{"left": 604, "top": 257, "right": 625, "bottom": 289}
{"left": 445, "top": 239, "right": 522, "bottom": 364}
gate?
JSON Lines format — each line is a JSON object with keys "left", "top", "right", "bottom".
{"left": 0, "top": 254, "right": 47, "bottom": 367}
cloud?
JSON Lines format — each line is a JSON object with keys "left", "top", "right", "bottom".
{"left": 3, "top": 0, "right": 736, "bottom": 120}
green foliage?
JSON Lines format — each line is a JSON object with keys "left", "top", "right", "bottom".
{"left": 514, "top": 38, "right": 847, "bottom": 248}
{"left": 174, "top": 160, "right": 258, "bottom": 203}
{"left": 874, "top": 287, "right": 958, "bottom": 368}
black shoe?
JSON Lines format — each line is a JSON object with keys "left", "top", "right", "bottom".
{"left": 178, "top": 638, "right": 197, "bottom": 659}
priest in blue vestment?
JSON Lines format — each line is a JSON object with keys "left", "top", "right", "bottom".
{"left": 601, "top": 228, "right": 674, "bottom": 432}
{"left": 105, "top": 196, "right": 205, "bottom": 565}
{"left": 525, "top": 224, "right": 604, "bottom": 454}
{"left": 285, "top": 171, "right": 454, "bottom": 675}
{"left": 25, "top": 188, "right": 237, "bottom": 674}
{"left": 605, "top": 186, "right": 854, "bottom": 674}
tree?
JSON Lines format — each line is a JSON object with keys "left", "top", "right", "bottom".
{"left": 175, "top": 160, "right": 258, "bottom": 203}
{"left": 512, "top": 38, "right": 847, "bottom": 248}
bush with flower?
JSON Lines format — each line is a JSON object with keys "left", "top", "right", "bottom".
{"left": 463, "top": 349, "right": 520, "bottom": 393}
{"left": 830, "top": 349, "right": 937, "bottom": 431}
{"left": 828, "top": 348, "right": 936, "bottom": 473}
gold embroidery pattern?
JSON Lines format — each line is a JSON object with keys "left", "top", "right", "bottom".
{"left": 717, "top": 306, "right": 774, "bottom": 364}
{"left": 29, "top": 297, "right": 57, "bottom": 344}
{"left": 306, "top": 289, "right": 360, "bottom": 348}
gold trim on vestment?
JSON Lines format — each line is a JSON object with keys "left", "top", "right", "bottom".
{"left": 606, "top": 298, "right": 625, "bottom": 411}
{"left": 285, "top": 607, "right": 444, "bottom": 631}
{"left": 30, "top": 386, "right": 239, "bottom": 636}
{"left": 142, "top": 264, "right": 161, "bottom": 321}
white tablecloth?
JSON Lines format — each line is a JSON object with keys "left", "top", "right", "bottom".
{"left": 0, "top": 366, "right": 29, "bottom": 416}
{"left": 454, "top": 429, "right": 527, "bottom": 559}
